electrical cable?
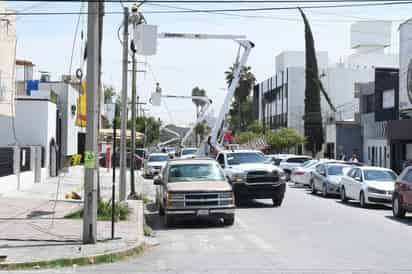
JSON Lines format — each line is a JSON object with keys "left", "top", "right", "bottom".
{"left": 68, "top": 2, "right": 84, "bottom": 75}
{"left": 3, "top": 1, "right": 412, "bottom": 15}
{"left": 6, "top": 0, "right": 412, "bottom": 3}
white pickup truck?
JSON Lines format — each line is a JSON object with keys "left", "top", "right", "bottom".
{"left": 216, "top": 150, "right": 286, "bottom": 207}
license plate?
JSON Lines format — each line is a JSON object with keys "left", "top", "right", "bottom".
{"left": 197, "top": 209, "right": 209, "bottom": 216}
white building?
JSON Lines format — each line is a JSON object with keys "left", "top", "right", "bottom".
{"left": 0, "top": 2, "right": 16, "bottom": 130}
{"left": 254, "top": 21, "right": 398, "bottom": 139}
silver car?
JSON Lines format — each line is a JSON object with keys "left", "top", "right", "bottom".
{"left": 311, "top": 163, "right": 352, "bottom": 197}
{"left": 143, "top": 153, "right": 170, "bottom": 178}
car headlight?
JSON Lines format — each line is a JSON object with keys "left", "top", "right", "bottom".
{"left": 367, "top": 187, "right": 385, "bottom": 194}
{"left": 230, "top": 173, "right": 245, "bottom": 183}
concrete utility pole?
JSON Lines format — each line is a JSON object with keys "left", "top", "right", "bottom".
{"left": 119, "top": 7, "right": 129, "bottom": 201}
{"left": 83, "top": 0, "right": 100, "bottom": 244}
{"left": 129, "top": 51, "right": 137, "bottom": 198}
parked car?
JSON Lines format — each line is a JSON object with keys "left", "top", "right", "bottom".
{"left": 311, "top": 163, "right": 352, "bottom": 197}
{"left": 217, "top": 150, "right": 286, "bottom": 206}
{"left": 135, "top": 148, "right": 147, "bottom": 169}
{"left": 290, "top": 159, "right": 319, "bottom": 186}
{"left": 179, "top": 147, "right": 198, "bottom": 159}
{"left": 274, "top": 155, "right": 312, "bottom": 180}
{"left": 143, "top": 153, "right": 170, "bottom": 178}
{"left": 266, "top": 154, "right": 295, "bottom": 166}
{"left": 392, "top": 166, "right": 412, "bottom": 218}
{"left": 154, "top": 158, "right": 235, "bottom": 226}
{"left": 99, "top": 151, "right": 141, "bottom": 169}
{"left": 340, "top": 166, "right": 397, "bottom": 207}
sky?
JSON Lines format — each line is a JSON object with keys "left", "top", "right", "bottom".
{"left": 6, "top": 0, "right": 412, "bottom": 126}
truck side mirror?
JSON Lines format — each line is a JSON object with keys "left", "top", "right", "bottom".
{"left": 153, "top": 176, "right": 163, "bottom": 185}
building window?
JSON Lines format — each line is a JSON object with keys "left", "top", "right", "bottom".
{"left": 365, "top": 95, "right": 374, "bottom": 113}
{"left": 382, "top": 89, "right": 395, "bottom": 109}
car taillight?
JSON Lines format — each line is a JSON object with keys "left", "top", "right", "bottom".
{"left": 293, "top": 171, "right": 305, "bottom": 176}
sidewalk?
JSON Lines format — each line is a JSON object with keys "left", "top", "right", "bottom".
{"left": 0, "top": 166, "right": 145, "bottom": 269}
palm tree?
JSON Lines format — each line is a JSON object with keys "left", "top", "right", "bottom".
{"left": 224, "top": 65, "right": 256, "bottom": 131}
{"left": 191, "top": 87, "right": 207, "bottom": 118}
{"left": 225, "top": 65, "right": 256, "bottom": 102}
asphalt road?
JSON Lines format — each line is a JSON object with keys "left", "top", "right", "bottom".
{"left": 12, "top": 180, "right": 412, "bottom": 274}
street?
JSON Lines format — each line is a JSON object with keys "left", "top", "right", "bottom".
{"left": 12, "top": 178, "right": 412, "bottom": 274}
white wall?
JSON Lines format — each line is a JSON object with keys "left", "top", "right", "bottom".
{"left": 350, "top": 21, "right": 392, "bottom": 50}
{"left": 38, "top": 82, "right": 82, "bottom": 156}
{"left": 286, "top": 67, "right": 305, "bottom": 135}
{"left": 0, "top": 3, "right": 16, "bottom": 118}
{"left": 399, "top": 19, "right": 412, "bottom": 111}
{"left": 65, "top": 85, "right": 80, "bottom": 155}
{"left": 276, "top": 51, "right": 328, "bottom": 73}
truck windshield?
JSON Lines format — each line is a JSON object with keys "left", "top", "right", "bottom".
{"left": 182, "top": 149, "right": 197, "bottom": 156}
{"left": 227, "top": 152, "right": 266, "bottom": 165}
{"left": 168, "top": 164, "right": 225, "bottom": 182}
{"left": 148, "top": 155, "right": 169, "bottom": 162}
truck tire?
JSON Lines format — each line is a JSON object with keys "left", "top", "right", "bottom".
{"left": 164, "top": 214, "right": 174, "bottom": 227}
{"left": 272, "top": 183, "right": 286, "bottom": 207}
{"left": 223, "top": 214, "right": 235, "bottom": 226}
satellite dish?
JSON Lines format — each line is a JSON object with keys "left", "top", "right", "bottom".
{"left": 407, "top": 58, "right": 412, "bottom": 104}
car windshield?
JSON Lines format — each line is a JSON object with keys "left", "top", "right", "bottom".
{"left": 328, "top": 165, "right": 349, "bottom": 176}
{"left": 148, "top": 155, "right": 169, "bottom": 162}
{"left": 168, "top": 163, "right": 225, "bottom": 182}
{"left": 302, "top": 160, "right": 318, "bottom": 168}
{"left": 227, "top": 152, "right": 266, "bottom": 165}
{"left": 182, "top": 149, "right": 197, "bottom": 155}
{"left": 364, "top": 170, "right": 396, "bottom": 181}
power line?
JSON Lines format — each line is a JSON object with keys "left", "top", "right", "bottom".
{"left": 3, "top": 0, "right": 412, "bottom": 16}
{"left": 6, "top": 0, "right": 412, "bottom": 3}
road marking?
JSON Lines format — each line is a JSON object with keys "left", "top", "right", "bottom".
{"left": 246, "top": 234, "right": 274, "bottom": 251}
{"left": 166, "top": 234, "right": 188, "bottom": 252}
{"left": 223, "top": 234, "right": 246, "bottom": 252}
{"left": 196, "top": 234, "right": 216, "bottom": 251}
{"left": 235, "top": 216, "right": 249, "bottom": 230}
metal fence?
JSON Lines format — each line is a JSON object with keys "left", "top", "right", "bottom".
{"left": 0, "top": 147, "right": 14, "bottom": 177}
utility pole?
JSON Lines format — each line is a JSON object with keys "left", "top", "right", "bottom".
{"left": 129, "top": 50, "right": 137, "bottom": 198}
{"left": 119, "top": 7, "right": 129, "bottom": 201}
{"left": 83, "top": 0, "right": 100, "bottom": 244}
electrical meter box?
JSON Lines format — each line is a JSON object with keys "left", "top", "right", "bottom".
{"left": 134, "top": 24, "right": 158, "bottom": 56}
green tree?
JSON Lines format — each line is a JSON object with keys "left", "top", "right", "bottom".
{"left": 104, "top": 86, "right": 115, "bottom": 104}
{"left": 299, "top": 8, "right": 324, "bottom": 157}
{"left": 235, "top": 131, "right": 257, "bottom": 145}
{"left": 266, "top": 128, "right": 306, "bottom": 153}
{"left": 194, "top": 121, "right": 209, "bottom": 146}
{"left": 247, "top": 120, "right": 264, "bottom": 135}
{"left": 224, "top": 65, "right": 256, "bottom": 132}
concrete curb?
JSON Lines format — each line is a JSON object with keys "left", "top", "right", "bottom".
{"left": 0, "top": 241, "right": 146, "bottom": 270}
{"left": 0, "top": 199, "right": 146, "bottom": 270}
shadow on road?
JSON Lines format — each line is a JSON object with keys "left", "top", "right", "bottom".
{"left": 337, "top": 200, "right": 391, "bottom": 211}
{"left": 385, "top": 215, "right": 412, "bottom": 226}
{"left": 235, "top": 199, "right": 274, "bottom": 209}
{"left": 288, "top": 183, "right": 308, "bottom": 189}
{"left": 145, "top": 203, "right": 228, "bottom": 231}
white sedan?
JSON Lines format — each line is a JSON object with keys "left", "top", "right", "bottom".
{"left": 340, "top": 166, "right": 397, "bottom": 207}
{"left": 290, "top": 159, "right": 319, "bottom": 186}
